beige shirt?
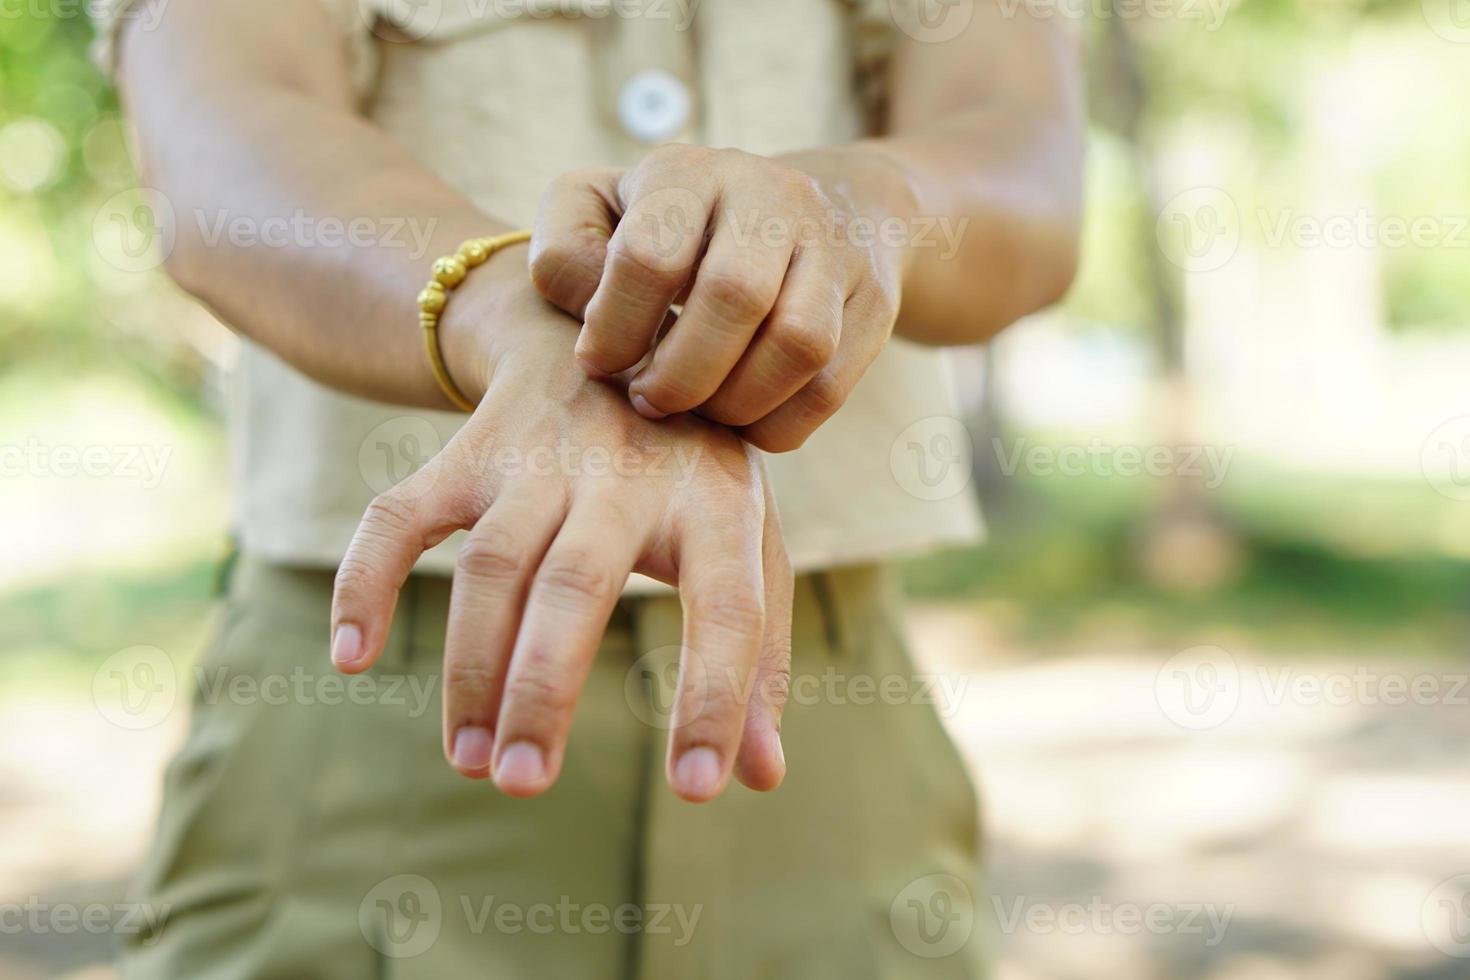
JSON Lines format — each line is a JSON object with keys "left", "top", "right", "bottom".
{"left": 96, "top": 0, "right": 983, "bottom": 584}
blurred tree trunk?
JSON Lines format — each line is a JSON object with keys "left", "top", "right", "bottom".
{"left": 1094, "top": 8, "right": 1242, "bottom": 593}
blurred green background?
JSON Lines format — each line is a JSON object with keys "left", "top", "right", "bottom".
{"left": 3, "top": 0, "right": 1466, "bottom": 673}
{"left": 3, "top": 2, "right": 1469, "bottom": 979}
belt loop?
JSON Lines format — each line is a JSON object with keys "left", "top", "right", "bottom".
{"left": 809, "top": 572, "right": 848, "bottom": 657}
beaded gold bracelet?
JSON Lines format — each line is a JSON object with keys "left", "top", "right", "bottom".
{"left": 417, "top": 228, "right": 533, "bottom": 412}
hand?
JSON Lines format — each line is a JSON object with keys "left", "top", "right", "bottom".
{"left": 528, "top": 145, "right": 911, "bottom": 452}
{"left": 329, "top": 266, "right": 792, "bottom": 802}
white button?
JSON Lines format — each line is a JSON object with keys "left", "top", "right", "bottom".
{"left": 618, "top": 69, "right": 692, "bottom": 143}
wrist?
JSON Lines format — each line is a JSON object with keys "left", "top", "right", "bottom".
{"left": 782, "top": 143, "right": 922, "bottom": 276}
{"left": 437, "top": 241, "right": 534, "bottom": 405}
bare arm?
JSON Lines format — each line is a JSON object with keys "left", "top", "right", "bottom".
{"left": 115, "top": 0, "right": 513, "bottom": 408}
{"left": 862, "top": 0, "right": 1086, "bottom": 343}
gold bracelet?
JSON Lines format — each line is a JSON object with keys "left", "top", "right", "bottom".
{"left": 417, "top": 229, "right": 533, "bottom": 412}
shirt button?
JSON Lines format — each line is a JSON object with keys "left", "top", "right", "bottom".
{"left": 618, "top": 69, "right": 692, "bottom": 143}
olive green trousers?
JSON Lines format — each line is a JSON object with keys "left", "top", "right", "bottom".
{"left": 120, "top": 557, "right": 985, "bottom": 979}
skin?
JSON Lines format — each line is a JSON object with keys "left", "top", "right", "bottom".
{"left": 113, "top": 0, "right": 1082, "bottom": 801}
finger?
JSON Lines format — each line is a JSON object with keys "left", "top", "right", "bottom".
{"left": 667, "top": 496, "right": 767, "bottom": 802}
{"left": 733, "top": 481, "right": 792, "bottom": 792}
{"left": 627, "top": 217, "right": 794, "bottom": 419}
{"left": 490, "top": 495, "right": 647, "bottom": 797}
{"left": 442, "top": 488, "right": 565, "bottom": 779}
{"left": 529, "top": 168, "right": 622, "bottom": 320}
{"left": 577, "top": 172, "right": 716, "bottom": 376}
{"left": 740, "top": 281, "right": 897, "bottom": 453}
{"left": 699, "top": 246, "right": 843, "bottom": 428}
{"left": 331, "top": 476, "right": 462, "bottom": 675}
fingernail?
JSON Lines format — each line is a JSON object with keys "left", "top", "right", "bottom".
{"left": 452, "top": 726, "right": 494, "bottom": 775}
{"left": 674, "top": 747, "right": 723, "bottom": 801}
{"left": 631, "top": 393, "right": 668, "bottom": 420}
{"left": 494, "top": 741, "right": 547, "bottom": 792}
{"left": 775, "top": 736, "right": 787, "bottom": 773}
{"left": 331, "top": 623, "right": 364, "bottom": 669}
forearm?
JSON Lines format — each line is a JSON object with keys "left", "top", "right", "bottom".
{"left": 862, "top": 103, "right": 1083, "bottom": 345}
{"left": 115, "top": 0, "right": 517, "bottom": 408}
{"left": 785, "top": 8, "right": 1084, "bottom": 347}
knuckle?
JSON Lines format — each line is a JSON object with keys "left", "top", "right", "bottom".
{"left": 694, "top": 587, "right": 766, "bottom": 635}
{"left": 535, "top": 553, "right": 618, "bottom": 606}
{"left": 757, "top": 657, "right": 793, "bottom": 708}
{"left": 456, "top": 525, "right": 529, "bottom": 584}
{"left": 504, "top": 667, "right": 576, "bottom": 720}
{"left": 528, "top": 232, "right": 605, "bottom": 303}
{"left": 796, "top": 372, "right": 848, "bottom": 423}
{"left": 332, "top": 554, "right": 379, "bottom": 600}
{"left": 362, "top": 491, "right": 418, "bottom": 538}
{"left": 768, "top": 315, "right": 838, "bottom": 373}
{"left": 608, "top": 233, "right": 689, "bottom": 285}
{"left": 701, "top": 267, "right": 776, "bottom": 323}
{"left": 444, "top": 656, "right": 499, "bottom": 699}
